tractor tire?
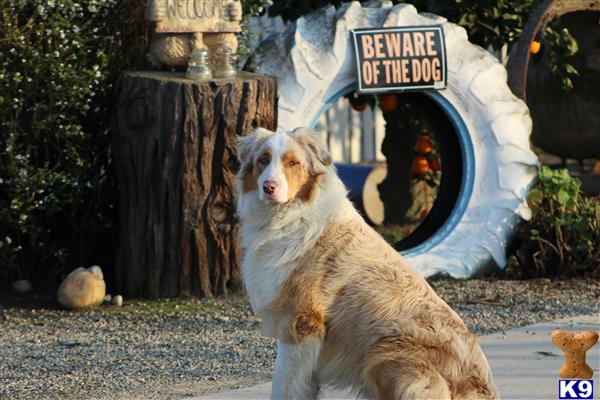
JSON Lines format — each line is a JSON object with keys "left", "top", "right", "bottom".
{"left": 254, "top": 1, "right": 538, "bottom": 278}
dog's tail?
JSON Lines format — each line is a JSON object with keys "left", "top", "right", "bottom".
{"left": 375, "top": 368, "right": 498, "bottom": 400}
{"left": 365, "top": 358, "right": 451, "bottom": 400}
{"left": 397, "top": 368, "right": 451, "bottom": 400}
{"left": 455, "top": 344, "right": 499, "bottom": 400}
{"left": 456, "top": 376, "right": 499, "bottom": 400}
{"left": 364, "top": 327, "right": 498, "bottom": 399}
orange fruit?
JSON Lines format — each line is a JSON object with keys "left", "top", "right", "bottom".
{"left": 351, "top": 102, "right": 367, "bottom": 112}
{"left": 414, "top": 135, "right": 433, "bottom": 154}
{"left": 530, "top": 40, "right": 541, "bottom": 55}
{"left": 378, "top": 95, "right": 398, "bottom": 113}
{"left": 430, "top": 156, "right": 441, "bottom": 171}
{"left": 412, "top": 156, "right": 430, "bottom": 175}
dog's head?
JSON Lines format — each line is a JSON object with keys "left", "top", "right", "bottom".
{"left": 236, "top": 127, "right": 332, "bottom": 204}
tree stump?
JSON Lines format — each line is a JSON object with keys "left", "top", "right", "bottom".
{"left": 111, "top": 71, "right": 277, "bottom": 298}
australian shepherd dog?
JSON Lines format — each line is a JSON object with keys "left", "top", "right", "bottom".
{"left": 235, "top": 127, "right": 497, "bottom": 400}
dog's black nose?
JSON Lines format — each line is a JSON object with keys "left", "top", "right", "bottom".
{"left": 263, "top": 181, "right": 277, "bottom": 195}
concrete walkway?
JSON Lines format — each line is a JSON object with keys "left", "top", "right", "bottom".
{"left": 193, "top": 315, "right": 600, "bottom": 400}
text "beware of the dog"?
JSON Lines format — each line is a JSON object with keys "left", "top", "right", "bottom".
{"left": 352, "top": 26, "right": 447, "bottom": 93}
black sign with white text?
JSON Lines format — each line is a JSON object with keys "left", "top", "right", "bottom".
{"left": 352, "top": 26, "right": 447, "bottom": 93}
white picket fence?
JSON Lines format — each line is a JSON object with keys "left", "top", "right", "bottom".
{"left": 314, "top": 100, "right": 387, "bottom": 163}
{"left": 245, "top": 14, "right": 386, "bottom": 163}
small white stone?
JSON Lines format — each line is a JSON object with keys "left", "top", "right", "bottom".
{"left": 111, "top": 295, "right": 123, "bottom": 306}
{"left": 103, "top": 294, "right": 112, "bottom": 303}
{"left": 12, "top": 280, "right": 32, "bottom": 294}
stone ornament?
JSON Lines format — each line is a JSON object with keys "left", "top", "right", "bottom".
{"left": 146, "top": 0, "right": 242, "bottom": 68}
{"left": 57, "top": 266, "right": 106, "bottom": 310}
{"left": 551, "top": 330, "right": 599, "bottom": 379}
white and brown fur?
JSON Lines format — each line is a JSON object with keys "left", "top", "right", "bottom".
{"left": 236, "top": 127, "right": 498, "bottom": 400}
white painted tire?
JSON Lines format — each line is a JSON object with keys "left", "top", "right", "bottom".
{"left": 255, "top": 1, "right": 538, "bottom": 278}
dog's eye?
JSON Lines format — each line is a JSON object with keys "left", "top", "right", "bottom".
{"left": 258, "top": 157, "right": 269, "bottom": 165}
{"left": 288, "top": 160, "right": 298, "bottom": 167}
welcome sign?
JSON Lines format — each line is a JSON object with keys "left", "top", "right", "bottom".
{"left": 351, "top": 26, "right": 447, "bottom": 93}
{"left": 146, "top": 0, "right": 242, "bottom": 33}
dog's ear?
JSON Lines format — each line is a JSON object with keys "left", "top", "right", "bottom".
{"left": 290, "top": 127, "right": 332, "bottom": 174}
{"left": 237, "top": 127, "right": 273, "bottom": 170}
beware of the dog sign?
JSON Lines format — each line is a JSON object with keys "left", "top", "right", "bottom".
{"left": 351, "top": 26, "right": 447, "bottom": 93}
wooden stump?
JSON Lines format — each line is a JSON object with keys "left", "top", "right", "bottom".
{"left": 111, "top": 71, "right": 277, "bottom": 298}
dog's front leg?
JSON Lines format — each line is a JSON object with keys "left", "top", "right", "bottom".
{"left": 270, "top": 338, "right": 321, "bottom": 400}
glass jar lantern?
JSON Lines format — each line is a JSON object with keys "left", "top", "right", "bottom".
{"left": 212, "top": 45, "right": 237, "bottom": 79}
{"left": 186, "top": 48, "right": 212, "bottom": 81}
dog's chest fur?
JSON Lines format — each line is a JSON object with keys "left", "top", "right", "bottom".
{"left": 241, "top": 247, "right": 297, "bottom": 314}
{"left": 238, "top": 206, "right": 317, "bottom": 321}
{"left": 238, "top": 172, "right": 354, "bottom": 334}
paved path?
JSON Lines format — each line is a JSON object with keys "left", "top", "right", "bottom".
{"left": 192, "top": 315, "right": 600, "bottom": 399}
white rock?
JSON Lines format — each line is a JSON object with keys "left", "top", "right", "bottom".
{"left": 103, "top": 294, "right": 112, "bottom": 303}
{"left": 88, "top": 265, "right": 104, "bottom": 280}
{"left": 12, "top": 280, "right": 32, "bottom": 294}
{"left": 111, "top": 295, "right": 123, "bottom": 306}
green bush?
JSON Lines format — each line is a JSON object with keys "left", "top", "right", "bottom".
{"left": 511, "top": 166, "right": 600, "bottom": 278}
{"left": 0, "top": 0, "right": 269, "bottom": 285}
{"left": 0, "top": 0, "right": 139, "bottom": 284}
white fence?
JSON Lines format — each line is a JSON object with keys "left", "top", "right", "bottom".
{"left": 314, "top": 100, "right": 386, "bottom": 163}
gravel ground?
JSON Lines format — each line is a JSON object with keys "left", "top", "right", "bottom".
{"left": 1, "top": 278, "right": 598, "bottom": 400}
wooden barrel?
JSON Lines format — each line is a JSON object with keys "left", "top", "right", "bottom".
{"left": 527, "top": 11, "right": 600, "bottom": 158}
{"left": 336, "top": 163, "right": 387, "bottom": 225}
